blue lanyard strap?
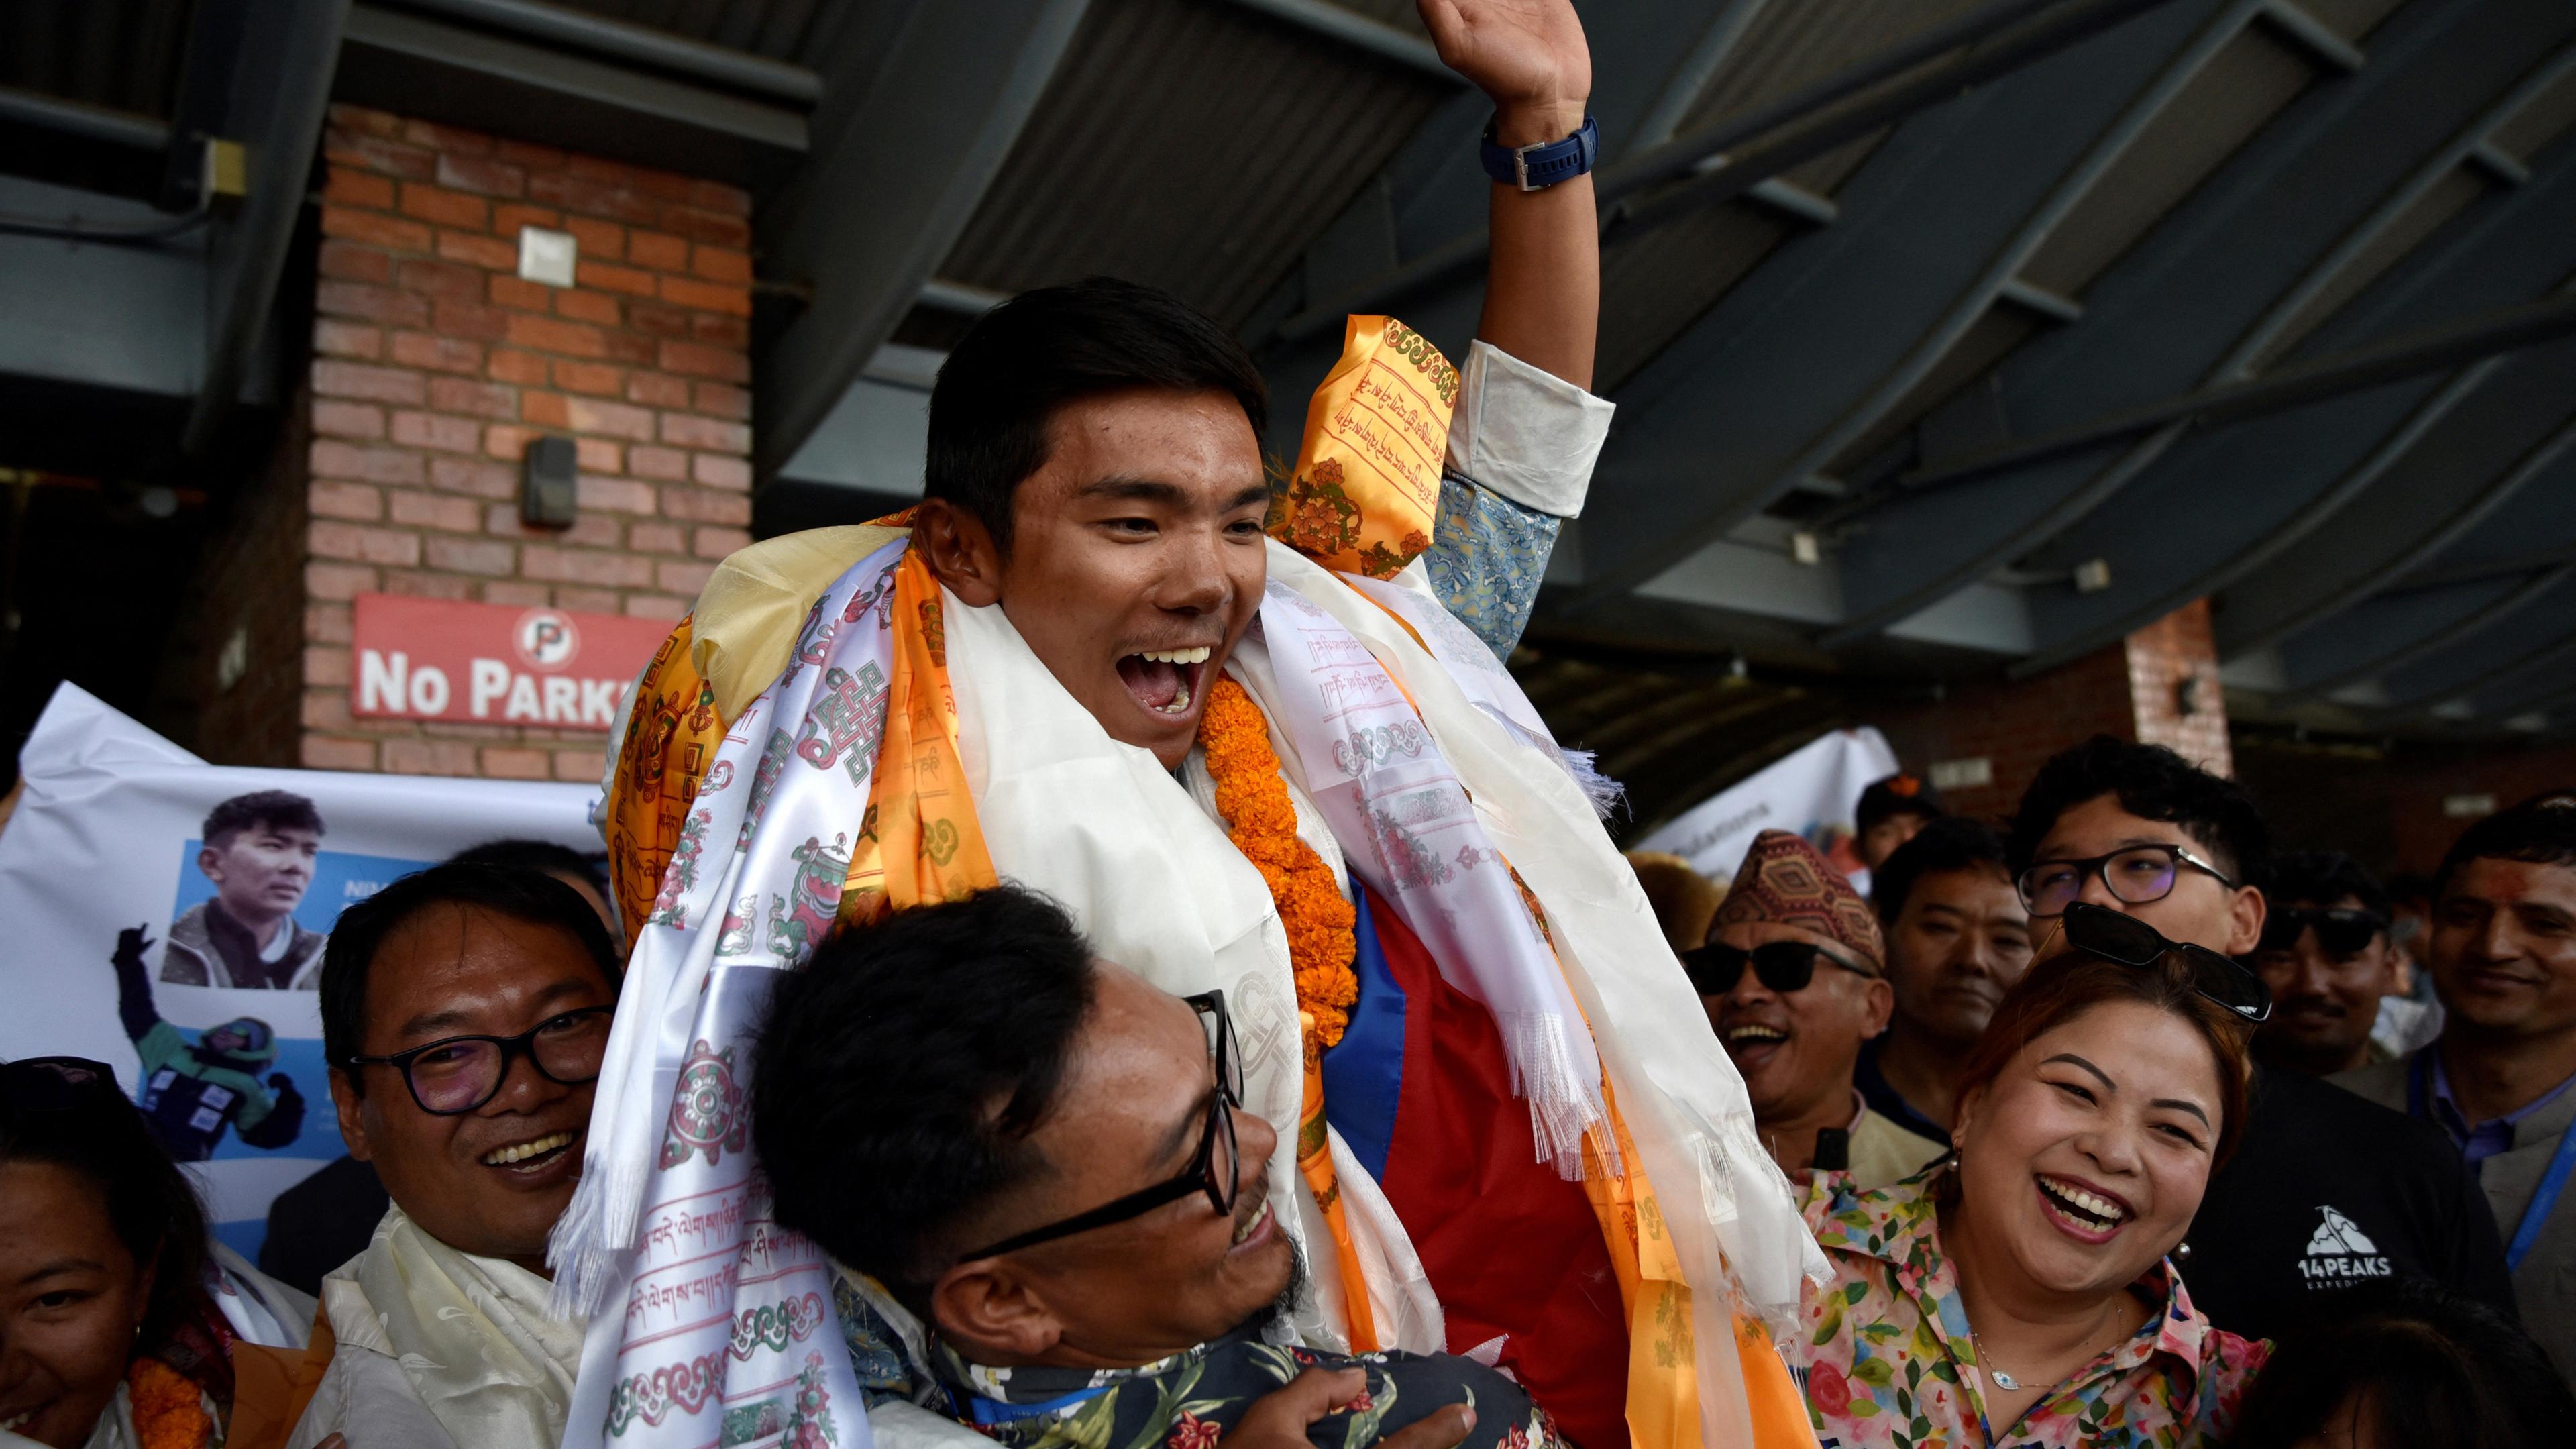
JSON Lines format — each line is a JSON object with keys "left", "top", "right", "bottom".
{"left": 2505, "top": 1115, "right": 2576, "bottom": 1274}
{"left": 2408, "top": 1050, "right": 2574, "bottom": 1273}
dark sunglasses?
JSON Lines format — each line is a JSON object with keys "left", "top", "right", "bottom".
{"left": 1680, "top": 939, "right": 1876, "bottom": 996}
{"left": 2061, "top": 902, "right": 2271, "bottom": 1022}
{"left": 2257, "top": 906, "right": 2386, "bottom": 958}
{"left": 339, "top": 1006, "right": 614, "bottom": 1116}
{"left": 959, "top": 991, "right": 1244, "bottom": 1261}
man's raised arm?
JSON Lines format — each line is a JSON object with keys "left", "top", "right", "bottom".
{"left": 1421, "top": 0, "right": 1597, "bottom": 389}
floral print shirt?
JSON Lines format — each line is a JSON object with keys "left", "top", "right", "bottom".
{"left": 1424, "top": 473, "right": 1562, "bottom": 663}
{"left": 1785, "top": 1167, "right": 2268, "bottom": 1449}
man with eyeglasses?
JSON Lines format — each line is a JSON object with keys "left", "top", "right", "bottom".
{"left": 750, "top": 885, "right": 1567, "bottom": 1449}
{"left": 286, "top": 861, "right": 624, "bottom": 1449}
{"left": 2006, "top": 735, "right": 2511, "bottom": 1344}
{"left": 1690, "top": 830, "right": 1942, "bottom": 1186}
{"left": 2245, "top": 851, "right": 2407, "bottom": 1078}
{"left": 2334, "top": 796, "right": 2576, "bottom": 1385}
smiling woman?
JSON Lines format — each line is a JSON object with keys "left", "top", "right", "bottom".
{"left": 1781, "top": 950, "right": 2269, "bottom": 1449}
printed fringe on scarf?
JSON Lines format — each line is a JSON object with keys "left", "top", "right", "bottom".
{"left": 1248, "top": 577, "right": 1612, "bottom": 1179}
{"left": 550, "top": 537, "right": 994, "bottom": 1449}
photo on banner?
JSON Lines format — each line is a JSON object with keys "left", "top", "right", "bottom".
{"left": 0, "top": 682, "right": 600, "bottom": 1263}
{"left": 1631, "top": 727, "right": 1900, "bottom": 894}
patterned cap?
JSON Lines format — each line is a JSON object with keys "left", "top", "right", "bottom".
{"left": 1712, "top": 830, "right": 1884, "bottom": 972}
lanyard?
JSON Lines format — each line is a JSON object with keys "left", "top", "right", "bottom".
{"left": 2410, "top": 1052, "right": 2576, "bottom": 1273}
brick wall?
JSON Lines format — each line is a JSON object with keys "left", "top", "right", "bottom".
{"left": 1866, "top": 599, "right": 2235, "bottom": 824}
{"left": 284, "top": 105, "right": 755, "bottom": 779}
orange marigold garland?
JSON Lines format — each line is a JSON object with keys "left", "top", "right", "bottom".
{"left": 1197, "top": 676, "right": 1357, "bottom": 1059}
{"left": 127, "top": 1356, "right": 213, "bottom": 1449}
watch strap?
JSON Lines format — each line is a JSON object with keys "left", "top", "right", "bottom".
{"left": 1479, "top": 113, "right": 1599, "bottom": 192}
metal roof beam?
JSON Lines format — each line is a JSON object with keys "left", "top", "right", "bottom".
{"left": 2256, "top": 0, "right": 2363, "bottom": 74}
{"left": 0, "top": 87, "right": 171, "bottom": 153}
{"left": 1815, "top": 14, "right": 2576, "bottom": 648}
{"left": 757, "top": 0, "right": 1093, "bottom": 482}
{"left": 2394, "top": 539, "right": 2576, "bottom": 596}
{"left": 1273, "top": 0, "right": 2157, "bottom": 343}
{"left": 183, "top": 0, "right": 350, "bottom": 450}
{"left": 1223, "top": 0, "right": 1455, "bottom": 83}
{"left": 382, "top": 0, "right": 823, "bottom": 105}
{"left": 1892, "top": 292, "right": 2576, "bottom": 494}
{"left": 1629, "top": 0, "right": 1775, "bottom": 151}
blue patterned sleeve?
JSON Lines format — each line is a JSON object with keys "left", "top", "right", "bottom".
{"left": 1422, "top": 475, "right": 1564, "bottom": 662}
{"left": 1413, "top": 341, "right": 1614, "bottom": 661}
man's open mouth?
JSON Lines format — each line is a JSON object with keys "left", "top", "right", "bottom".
{"left": 481, "top": 1129, "right": 579, "bottom": 1175}
{"left": 1230, "top": 1198, "right": 1276, "bottom": 1251}
{"left": 1, "top": 1405, "right": 42, "bottom": 1435}
{"left": 1723, "top": 1022, "right": 1789, "bottom": 1065}
{"left": 2035, "top": 1173, "right": 2133, "bottom": 1239}
{"left": 1115, "top": 646, "right": 1213, "bottom": 718}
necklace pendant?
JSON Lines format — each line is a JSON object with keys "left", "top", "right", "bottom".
{"left": 1988, "top": 1367, "right": 2022, "bottom": 1391}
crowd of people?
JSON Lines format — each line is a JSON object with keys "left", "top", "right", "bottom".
{"left": 5, "top": 2, "right": 2575, "bottom": 1447}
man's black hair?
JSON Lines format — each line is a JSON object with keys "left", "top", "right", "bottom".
{"left": 203, "top": 789, "right": 325, "bottom": 850}
{"left": 1, "top": 1057, "right": 210, "bottom": 1354}
{"left": 2005, "top": 734, "right": 2271, "bottom": 882}
{"left": 1856, "top": 774, "right": 1945, "bottom": 835}
{"left": 320, "top": 861, "right": 622, "bottom": 1079}
{"left": 2258, "top": 849, "right": 2389, "bottom": 919}
{"left": 448, "top": 837, "right": 608, "bottom": 895}
{"left": 925, "top": 277, "right": 1269, "bottom": 554}
{"left": 1872, "top": 815, "right": 2012, "bottom": 926}
{"left": 754, "top": 885, "right": 1097, "bottom": 1295}
{"left": 2435, "top": 793, "right": 2576, "bottom": 895}
{"left": 2231, "top": 1277, "right": 2575, "bottom": 1448}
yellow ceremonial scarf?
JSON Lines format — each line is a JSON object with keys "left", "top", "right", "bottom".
{"left": 604, "top": 547, "right": 995, "bottom": 949}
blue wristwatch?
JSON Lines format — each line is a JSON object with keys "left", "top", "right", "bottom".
{"left": 1479, "top": 113, "right": 1599, "bottom": 191}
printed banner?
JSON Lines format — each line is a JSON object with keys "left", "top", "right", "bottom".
{"left": 354, "top": 592, "right": 667, "bottom": 729}
{"left": 1633, "top": 728, "right": 1900, "bottom": 894}
{"left": 0, "top": 682, "right": 600, "bottom": 1263}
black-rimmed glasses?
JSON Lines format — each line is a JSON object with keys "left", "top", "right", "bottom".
{"left": 1680, "top": 939, "right": 1876, "bottom": 996}
{"left": 2256, "top": 906, "right": 2387, "bottom": 958}
{"left": 958, "top": 990, "right": 1244, "bottom": 1261}
{"left": 340, "top": 1006, "right": 614, "bottom": 1115}
{"left": 2061, "top": 902, "right": 2271, "bottom": 1022}
{"left": 2018, "top": 843, "right": 2237, "bottom": 918}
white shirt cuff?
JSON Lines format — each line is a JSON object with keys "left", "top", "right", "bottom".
{"left": 1442, "top": 339, "right": 1616, "bottom": 519}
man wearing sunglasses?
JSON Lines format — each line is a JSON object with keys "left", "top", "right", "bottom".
{"left": 1690, "top": 830, "right": 1941, "bottom": 1187}
{"left": 288, "top": 862, "right": 625, "bottom": 1449}
{"left": 2008, "top": 735, "right": 2510, "bottom": 1344}
{"left": 751, "top": 885, "right": 1564, "bottom": 1449}
{"left": 2246, "top": 851, "right": 2405, "bottom": 1078}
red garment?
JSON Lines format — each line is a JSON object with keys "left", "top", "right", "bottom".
{"left": 1366, "top": 902, "right": 1631, "bottom": 1449}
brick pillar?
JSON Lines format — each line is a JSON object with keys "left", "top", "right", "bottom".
{"left": 278, "top": 105, "right": 755, "bottom": 780}
{"left": 1868, "top": 600, "right": 2235, "bottom": 821}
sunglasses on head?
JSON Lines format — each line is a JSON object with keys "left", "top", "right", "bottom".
{"left": 2060, "top": 902, "right": 2271, "bottom": 1022}
{"left": 2256, "top": 906, "right": 2386, "bottom": 958}
{"left": 1680, "top": 939, "right": 1875, "bottom": 996}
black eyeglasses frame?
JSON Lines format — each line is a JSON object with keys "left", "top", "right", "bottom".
{"left": 339, "top": 1005, "right": 616, "bottom": 1116}
{"left": 956, "top": 990, "right": 1244, "bottom": 1263}
{"left": 2017, "top": 842, "right": 2238, "bottom": 918}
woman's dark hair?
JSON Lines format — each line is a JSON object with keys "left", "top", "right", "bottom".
{"left": 925, "top": 277, "right": 1269, "bottom": 554}
{"left": 2006, "top": 734, "right": 2269, "bottom": 882}
{"left": 321, "top": 861, "right": 623, "bottom": 1075}
{"left": 1951, "top": 949, "right": 2252, "bottom": 1170}
{"left": 753, "top": 884, "right": 1097, "bottom": 1298}
{"left": 1871, "top": 815, "right": 2013, "bottom": 926}
{"left": 1, "top": 1058, "right": 210, "bottom": 1353}
{"left": 2231, "top": 1277, "right": 2576, "bottom": 1448}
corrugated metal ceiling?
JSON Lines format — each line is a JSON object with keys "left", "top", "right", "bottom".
{"left": 3, "top": 0, "right": 193, "bottom": 118}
